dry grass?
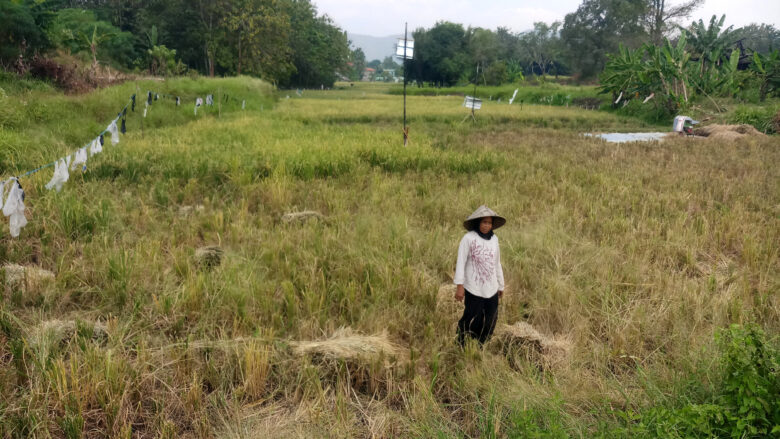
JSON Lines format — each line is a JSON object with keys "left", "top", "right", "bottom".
{"left": 491, "top": 321, "right": 572, "bottom": 370}
{"left": 694, "top": 123, "right": 767, "bottom": 139}
{"left": 2, "top": 264, "right": 56, "bottom": 306}
{"left": 2, "top": 263, "right": 55, "bottom": 293}
{"left": 26, "top": 319, "right": 108, "bottom": 358}
{"left": 291, "top": 327, "right": 405, "bottom": 364}
{"left": 281, "top": 210, "right": 326, "bottom": 223}
{"left": 436, "top": 284, "right": 462, "bottom": 321}
{"left": 0, "top": 79, "right": 777, "bottom": 437}
{"left": 194, "top": 245, "right": 224, "bottom": 268}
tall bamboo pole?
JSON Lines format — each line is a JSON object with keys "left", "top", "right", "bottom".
{"left": 403, "top": 22, "right": 408, "bottom": 147}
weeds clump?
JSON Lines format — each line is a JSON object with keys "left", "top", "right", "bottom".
{"left": 628, "top": 325, "right": 780, "bottom": 438}
{"left": 491, "top": 322, "right": 571, "bottom": 371}
{"left": 194, "top": 245, "right": 223, "bottom": 269}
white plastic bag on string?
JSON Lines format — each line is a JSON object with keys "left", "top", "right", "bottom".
{"left": 71, "top": 147, "right": 88, "bottom": 171}
{"left": 45, "top": 157, "right": 70, "bottom": 192}
{"left": 3, "top": 179, "right": 27, "bottom": 238}
{"left": 107, "top": 120, "right": 120, "bottom": 145}
{"left": 195, "top": 97, "right": 203, "bottom": 115}
{"left": 89, "top": 136, "right": 102, "bottom": 156}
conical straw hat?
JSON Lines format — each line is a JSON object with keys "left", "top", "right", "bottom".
{"left": 463, "top": 205, "right": 506, "bottom": 231}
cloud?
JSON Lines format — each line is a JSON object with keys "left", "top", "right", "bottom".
{"left": 691, "top": 0, "right": 780, "bottom": 28}
{"left": 314, "top": 0, "right": 780, "bottom": 36}
{"left": 314, "top": 0, "right": 570, "bottom": 35}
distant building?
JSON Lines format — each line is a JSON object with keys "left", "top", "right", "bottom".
{"left": 362, "top": 67, "right": 375, "bottom": 82}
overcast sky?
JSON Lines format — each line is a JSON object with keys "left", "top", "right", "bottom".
{"left": 313, "top": 0, "right": 780, "bottom": 37}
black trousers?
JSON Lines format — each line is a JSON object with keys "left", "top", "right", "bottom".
{"left": 457, "top": 290, "right": 499, "bottom": 346}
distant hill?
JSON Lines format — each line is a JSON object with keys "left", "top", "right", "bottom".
{"left": 347, "top": 33, "right": 399, "bottom": 62}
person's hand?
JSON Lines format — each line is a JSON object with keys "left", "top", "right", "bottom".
{"left": 497, "top": 290, "right": 503, "bottom": 299}
{"left": 455, "top": 285, "right": 465, "bottom": 302}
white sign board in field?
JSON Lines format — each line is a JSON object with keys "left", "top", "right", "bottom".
{"left": 463, "top": 96, "right": 482, "bottom": 110}
{"left": 396, "top": 39, "right": 414, "bottom": 59}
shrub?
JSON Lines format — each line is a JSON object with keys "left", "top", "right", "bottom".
{"left": 717, "top": 324, "right": 780, "bottom": 437}
{"left": 730, "top": 105, "right": 780, "bottom": 134}
{"left": 28, "top": 56, "right": 89, "bottom": 93}
{"left": 637, "top": 324, "right": 780, "bottom": 438}
{"left": 148, "top": 45, "right": 183, "bottom": 77}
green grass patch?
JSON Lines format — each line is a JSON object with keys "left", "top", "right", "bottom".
{"left": 729, "top": 104, "right": 780, "bottom": 134}
{"left": 388, "top": 82, "right": 605, "bottom": 107}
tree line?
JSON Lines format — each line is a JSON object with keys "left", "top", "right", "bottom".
{"left": 2, "top": 0, "right": 778, "bottom": 92}
{"left": 1, "top": 0, "right": 350, "bottom": 87}
{"left": 404, "top": 0, "right": 780, "bottom": 86}
{"left": 599, "top": 14, "right": 780, "bottom": 116}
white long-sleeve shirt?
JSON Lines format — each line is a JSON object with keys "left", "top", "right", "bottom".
{"left": 454, "top": 231, "right": 504, "bottom": 298}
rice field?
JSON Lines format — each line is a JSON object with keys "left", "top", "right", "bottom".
{"left": 0, "top": 78, "right": 778, "bottom": 438}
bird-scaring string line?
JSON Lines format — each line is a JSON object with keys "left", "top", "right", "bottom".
{"left": 1, "top": 88, "right": 251, "bottom": 238}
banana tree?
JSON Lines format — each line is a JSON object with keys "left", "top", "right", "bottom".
{"left": 600, "top": 39, "right": 691, "bottom": 113}
{"left": 750, "top": 50, "right": 780, "bottom": 101}
{"left": 505, "top": 59, "right": 525, "bottom": 83}
{"left": 642, "top": 44, "right": 682, "bottom": 112}
{"left": 682, "top": 47, "right": 739, "bottom": 112}
{"left": 599, "top": 44, "right": 647, "bottom": 104}
{"left": 80, "top": 24, "right": 114, "bottom": 68}
{"left": 682, "top": 15, "right": 735, "bottom": 77}
{"left": 703, "top": 48, "right": 740, "bottom": 95}
{"left": 661, "top": 33, "right": 692, "bottom": 104}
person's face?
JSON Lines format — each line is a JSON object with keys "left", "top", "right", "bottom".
{"left": 479, "top": 217, "right": 493, "bottom": 234}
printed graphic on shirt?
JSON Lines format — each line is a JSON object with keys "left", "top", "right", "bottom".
{"left": 469, "top": 239, "right": 495, "bottom": 285}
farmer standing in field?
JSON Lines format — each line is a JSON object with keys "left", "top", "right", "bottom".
{"left": 454, "top": 205, "right": 506, "bottom": 346}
